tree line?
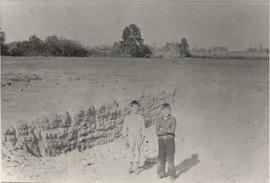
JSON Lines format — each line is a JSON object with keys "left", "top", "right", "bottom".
{"left": 0, "top": 25, "right": 191, "bottom": 58}
{"left": 0, "top": 31, "right": 89, "bottom": 57}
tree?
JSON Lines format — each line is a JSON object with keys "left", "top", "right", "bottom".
{"left": 114, "top": 24, "right": 152, "bottom": 58}
{"left": 0, "top": 29, "right": 9, "bottom": 55}
{"left": 8, "top": 42, "right": 24, "bottom": 56}
{"left": 113, "top": 41, "right": 127, "bottom": 56}
{"left": 121, "top": 24, "right": 144, "bottom": 57}
{"left": 122, "top": 24, "right": 143, "bottom": 44}
{"left": 44, "top": 35, "right": 63, "bottom": 56}
{"left": 44, "top": 35, "right": 89, "bottom": 57}
{"left": 0, "top": 29, "right": 5, "bottom": 44}
{"left": 28, "top": 34, "right": 44, "bottom": 55}
{"left": 179, "top": 38, "right": 191, "bottom": 57}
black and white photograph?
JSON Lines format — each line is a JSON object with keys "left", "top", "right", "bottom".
{"left": 0, "top": 0, "right": 269, "bottom": 183}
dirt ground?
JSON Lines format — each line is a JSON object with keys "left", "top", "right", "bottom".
{"left": 1, "top": 57, "right": 269, "bottom": 183}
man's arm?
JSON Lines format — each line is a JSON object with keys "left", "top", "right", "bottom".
{"left": 140, "top": 116, "right": 146, "bottom": 145}
{"left": 165, "top": 118, "right": 176, "bottom": 134}
{"left": 155, "top": 118, "right": 160, "bottom": 136}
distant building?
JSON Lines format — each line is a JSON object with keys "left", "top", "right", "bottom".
{"left": 191, "top": 46, "right": 208, "bottom": 53}
{"left": 212, "top": 46, "right": 229, "bottom": 52}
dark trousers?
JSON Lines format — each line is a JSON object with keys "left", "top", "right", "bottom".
{"left": 157, "top": 138, "right": 176, "bottom": 177}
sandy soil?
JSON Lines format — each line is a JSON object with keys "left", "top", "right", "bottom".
{"left": 1, "top": 57, "right": 269, "bottom": 183}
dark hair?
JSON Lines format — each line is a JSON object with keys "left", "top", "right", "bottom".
{"left": 130, "top": 100, "right": 140, "bottom": 107}
{"left": 161, "top": 103, "right": 171, "bottom": 110}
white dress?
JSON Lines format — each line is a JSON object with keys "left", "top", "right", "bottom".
{"left": 122, "top": 113, "right": 145, "bottom": 164}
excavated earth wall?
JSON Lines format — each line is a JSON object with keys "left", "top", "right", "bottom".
{"left": 2, "top": 89, "right": 175, "bottom": 157}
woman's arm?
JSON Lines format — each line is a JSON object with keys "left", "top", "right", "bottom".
{"left": 156, "top": 118, "right": 164, "bottom": 136}
{"left": 122, "top": 116, "right": 128, "bottom": 138}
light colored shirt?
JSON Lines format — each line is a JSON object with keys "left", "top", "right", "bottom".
{"left": 122, "top": 113, "right": 146, "bottom": 140}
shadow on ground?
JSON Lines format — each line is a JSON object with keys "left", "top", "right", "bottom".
{"left": 140, "top": 157, "right": 158, "bottom": 171}
{"left": 139, "top": 154, "right": 200, "bottom": 177}
{"left": 175, "top": 154, "right": 200, "bottom": 178}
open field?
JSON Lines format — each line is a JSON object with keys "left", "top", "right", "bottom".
{"left": 1, "top": 56, "right": 269, "bottom": 183}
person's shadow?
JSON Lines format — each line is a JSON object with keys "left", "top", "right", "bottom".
{"left": 175, "top": 154, "right": 200, "bottom": 178}
{"left": 139, "top": 154, "right": 200, "bottom": 177}
{"left": 140, "top": 157, "right": 158, "bottom": 171}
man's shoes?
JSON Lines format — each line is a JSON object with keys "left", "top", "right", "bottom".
{"left": 158, "top": 174, "right": 165, "bottom": 179}
{"left": 128, "top": 163, "right": 133, "bottom": 174}
{"left": 169, "top": 176, "right": 175, "bottom": 182}
{"left": 134, "top": 168, "right": 140, "bottom": 175}
{"left": 128, "top": 169, "right": 133, "bottom": 174}
{"left": 134, "top": 163, "right": 140, "bottom": 175}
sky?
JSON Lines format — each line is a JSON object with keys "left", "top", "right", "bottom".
{"left": 1, "top": 0, "right": 269, "bottom": 50}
